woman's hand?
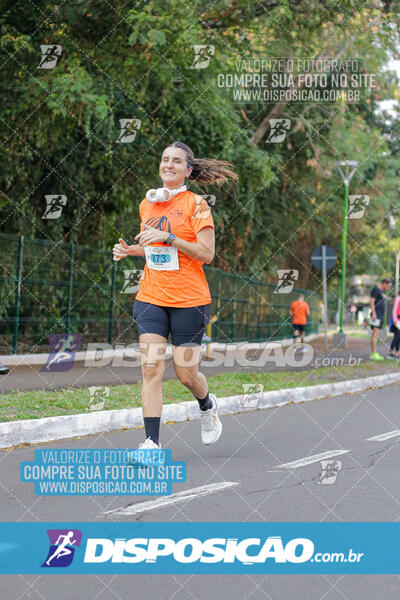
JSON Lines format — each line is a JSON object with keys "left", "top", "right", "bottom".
{"left": 112, "top": 238, "right": 137, "bottom": 261}
{"left": 135, "top": 224, "right": 169, "bottom": 246}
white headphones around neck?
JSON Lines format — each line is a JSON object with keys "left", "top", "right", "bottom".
{"left": 145, "top": 185, "right": 187, "bottom": 203}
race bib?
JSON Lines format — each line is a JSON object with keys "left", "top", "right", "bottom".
{"left": 144, "top": 245, "right": 179, "bottom": 271}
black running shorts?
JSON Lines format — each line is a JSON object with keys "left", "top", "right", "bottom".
{"left": 133, "top": 300, "right": 211, "bottom": 346}
{"left": 293, "top": 323, "right": 306, "bottom": 333}
{"left": 370, "top": 315, "right": 384, "bottom": 330}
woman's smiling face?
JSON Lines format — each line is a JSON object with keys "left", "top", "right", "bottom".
{"left": 159, "top": 146, "right": 192, "bottom": 189}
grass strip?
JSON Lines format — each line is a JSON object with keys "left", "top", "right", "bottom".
{"left": 1, "top": 360, "right": 399, "bottom": 422}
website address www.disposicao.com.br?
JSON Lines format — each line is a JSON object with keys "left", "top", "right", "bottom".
{"left": 38, "top": 479, "right": 168, "bottom": 495}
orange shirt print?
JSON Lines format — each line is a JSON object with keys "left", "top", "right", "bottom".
{"left": 135, "top": 191, "right": 214, "bottom": 307}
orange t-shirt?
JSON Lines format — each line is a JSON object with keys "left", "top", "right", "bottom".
{"left": 290, "top": 300, "right": 309, "bottom": 325}
{"left": 135, "top": 190, "right": 214, "bottom": 307}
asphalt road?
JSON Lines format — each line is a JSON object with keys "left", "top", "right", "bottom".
{"left": 1, "top": 383, "right": 400, "bottom": 598}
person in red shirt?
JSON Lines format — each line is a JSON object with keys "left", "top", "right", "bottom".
{"left": 290, "top": 294, "right": 310, "bottom": 351}
{"left": 113, "top": 141, "right": 238, "bottom": 449}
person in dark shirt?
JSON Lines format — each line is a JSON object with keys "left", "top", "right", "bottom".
{"left": 370, "top": 278, "right": 392, "bottom": 360}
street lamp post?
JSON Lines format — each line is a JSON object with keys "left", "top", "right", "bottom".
{"left": 335, "top": 160, "right": 358, "bottom": 341}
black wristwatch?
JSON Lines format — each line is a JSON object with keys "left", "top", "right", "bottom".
{"left": 166, "top": 233, "right": 176, "bottom": 246}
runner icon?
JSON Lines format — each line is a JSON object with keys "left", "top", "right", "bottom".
{"left": 44, "top": 334, "right": 78, "bottom": 371}
{"left": 348, "top": 195, "right": 368, "bottom": 218}
{"left": 276, "top": 270, "right": 297, "bottom": 292}
{"left": 43, "top": 195, "right": 65, "bottom": 219}
{"left": 122, "top": 270, "right": 141, "bottom": 293}
{"left": 38, "top": 45, "right": 61, "bottom": 69}
{"left": 191, "top": 46, "right": 213, "bottom": 69}
{"left": 267, "top": 119, "right": 290, "bottom": 143}
{"left": 45, "top": 531, "right": 77, "bottom": 566}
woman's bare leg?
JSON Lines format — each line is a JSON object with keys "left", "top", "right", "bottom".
{"left": 171, "top": 344, "right": 207, "bottom": 398}
{"left": 138, "top": 332, "right": 167, "bottom": 418}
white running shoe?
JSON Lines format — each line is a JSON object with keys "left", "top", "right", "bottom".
{"left": 200, "top": 393, "right": 222, "bottom": 445}
{"left": 137, "top": 437, "right": 162, "bottom": 449}
{"left": 132, "top": 437, "right": 163, "bottom": 466}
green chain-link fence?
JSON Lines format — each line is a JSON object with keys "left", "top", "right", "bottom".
{"left": 0, "top": 234, "right": 320, "bottom": 354}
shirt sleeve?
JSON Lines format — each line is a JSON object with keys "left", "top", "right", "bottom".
{"left": 190, "top": 194, "right": 214, "bottom": 234}
{"left": 370, "top": 287, "right": 378, "bottom": 300}
{"left": 139, "top": 199, "right": 145, "bottom": 231}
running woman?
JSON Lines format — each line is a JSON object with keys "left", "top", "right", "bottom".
{"left": 113, "top": 141, "right": 238, "bottom": 449}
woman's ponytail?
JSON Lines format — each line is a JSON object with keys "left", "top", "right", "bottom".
{"left": 167, "top": 141, "right": 238, "bottom": 186}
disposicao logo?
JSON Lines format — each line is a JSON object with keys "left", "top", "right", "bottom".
{"left": 83, "top": 536, "right": 314, "bottom": 564}
{"left": 42, "top": 529, "right": 82, "bottom": 568}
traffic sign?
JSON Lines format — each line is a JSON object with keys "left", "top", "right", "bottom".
{"left": 312, "top": 246, "right": 337, "bottom": 271}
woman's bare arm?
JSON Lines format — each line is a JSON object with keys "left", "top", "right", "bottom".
{"left": 171, "top": 227, "right": 215, "bottom": 264}
{"left": 113, "top": 238, "right": 145, "bottom": 261}
{"left": 135, "top": 226, "right": 215, "bottom": 264}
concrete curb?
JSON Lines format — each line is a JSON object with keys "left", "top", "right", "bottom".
{"left": 0, "top": 334, "right": 320, "bottom": 367}
{"left": 1, "top": 369, "right": 399, "bottom": 450}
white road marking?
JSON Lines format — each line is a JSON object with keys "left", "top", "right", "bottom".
{"left": 367, "top": 430, "right": 400, "bottom": 442}
{"left": 275, "top": 449, "right": 349, "bottom": 469}
{"left": 103, "top": 482, "right": 238, "bottom": 517}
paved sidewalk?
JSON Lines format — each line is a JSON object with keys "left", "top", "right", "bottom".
{"left": 0, "top": 331, "right": 396, "bottom": 393}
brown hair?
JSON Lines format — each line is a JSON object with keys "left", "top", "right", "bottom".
{"left": 166, "top": 141, "right": 238, "bottom": 186}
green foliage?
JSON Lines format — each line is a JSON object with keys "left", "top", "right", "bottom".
{"left": 0, "top": 0, "right": 399, "bottom": 291}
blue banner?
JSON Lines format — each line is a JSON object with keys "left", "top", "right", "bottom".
{"left": 0, "top": 522, "right": 397, "bottom": 574}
